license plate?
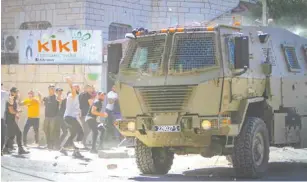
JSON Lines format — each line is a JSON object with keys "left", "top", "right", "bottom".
{"left": 154, "top": 125, "right": 181, "bottom": 132}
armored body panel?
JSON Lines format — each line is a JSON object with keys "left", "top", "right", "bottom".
{"left": 111, "top": 25, "right": 307, "bottom": 149}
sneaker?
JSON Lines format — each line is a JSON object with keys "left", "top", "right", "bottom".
{"left": 18, "top": 147, "right": 30, "bottom": 155}
{"left": 32, "top": 143, "right": 40, "bottom": 148}
{"left": 2, "top": 147, "right": 11, "bottom": 154}
{"left": 72, "top": 150, "right": 84, "bottom": 158}
{"left": 90, "top": 149, "right": 98, "bottom": 154}
{"left": 73, "top": 141, "right": 85, "bottom": 149}
{"left": 59, "top": 148, "right": 68, "bottom": 156}
{"left": 8, "top": 146, "right": 15, "bottom": 151}
{"left": 83, "top": 146, "right": 90, "bottom": 150}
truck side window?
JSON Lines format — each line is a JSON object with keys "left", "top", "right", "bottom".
{"left": 226, "top": 38, "right": 235, "bottom": 66}
{"left": 281, "top": 44, "right": 301, "bottom": 72}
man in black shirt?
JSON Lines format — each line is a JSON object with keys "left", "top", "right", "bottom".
{"left": 85, "top": 92, "right": 108, "bottom": 153}
{"left": 43, "top": 84, "right": 59, "bottom": 150}
{"left": 54, "top": 88, "right": 69, "bottom": 149}
{"left": 3, "top": 87, "right": 29, "bottom": 155}
{"left": 79, "top": 84, "right": 94, "bottom": 147}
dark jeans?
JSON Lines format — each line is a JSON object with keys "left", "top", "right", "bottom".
{"left": 23, "top": 118, "right": 39, "bottom": 145}
{"left": 87, "top": 118, "right": 105, "bottom": 150}
{"left": 5, "top": 118, "right": 22, "bottom": 148}
{"left": 1, "top": 119, "right": 6, "bottom": 150}
{"left": 80, "top": 116, "right": 90, "bottom": 145}
{"left": 62, "top": 116, "right": 84, "bottom": 149}
{"left": 105, "top": 109, "right": 121, "bottom": 141}
{"left": 54, "top": 116, "right": 69, "bottom": 148}
{"left": 44, "top": 117, "right": 57, "bottom": 148}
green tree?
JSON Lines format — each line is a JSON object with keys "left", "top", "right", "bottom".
{"left": 248, "top": 0, "right": 307, "bottom": 37}
{"left": 250, "top": 0, "right": 307, "bottom": 26}
{"left": 267, "top": 0, "right": 307, "bottom": 26}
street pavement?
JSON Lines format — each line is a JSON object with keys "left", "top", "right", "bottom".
{"left": 1, "top": 146, "right": 307, "bottom": 181}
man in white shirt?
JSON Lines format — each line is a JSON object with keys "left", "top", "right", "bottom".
{"left": 105, "top": 85, "right": 120, "bottom": 142}
{"left": 59, "top": 78, "right": 84, "bottom": 158}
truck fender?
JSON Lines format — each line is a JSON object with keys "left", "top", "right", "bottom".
{"left": 236, "top": 97, "right": 265, "bottom": 132}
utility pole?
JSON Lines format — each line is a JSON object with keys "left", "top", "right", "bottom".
{"left": 262, "top": 0, "right": 267, "bottom": 26}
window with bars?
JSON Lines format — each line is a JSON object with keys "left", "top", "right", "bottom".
{"left": 127, "top": 34, "right": 166, "bottom": 73}
{"left": 169, "top": 32, "right": 217, "bottom": 73}
{"left": 20, "top": 21, "right": 52, "bottom": 30}
{"left": 303, "top": 44, "right": 307, "bottom": 63}
{"left": 281, "top": 44, "right": 301, "bottom": 72}
{"left": 108, "top": 23, "right": 132, "bottom": 41}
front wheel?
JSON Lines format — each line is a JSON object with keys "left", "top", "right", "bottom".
{"left": 135, "top": 139, "right": 174, "bottom": 175}
{"left": 232, "top": 117, "right": 270, "bottom": 178}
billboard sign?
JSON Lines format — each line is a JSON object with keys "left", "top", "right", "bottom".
{"left": 19, "top": 29, "right": 103, "bottom": 64}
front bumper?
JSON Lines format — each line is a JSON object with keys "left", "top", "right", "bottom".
{"left": 114, "top": 115, "right": 240, "bottom": 147}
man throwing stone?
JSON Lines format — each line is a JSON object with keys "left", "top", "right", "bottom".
{"left": 85, "top": 92, "right": 108, "bottom": 153}
{"left": 60, "top": 77, "right": 84, "bottom": 158}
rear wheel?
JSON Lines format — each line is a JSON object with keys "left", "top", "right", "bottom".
{"left": 135, "top": 139, "right": 174, "bottom": 175}
{"left": 233, "top": 117, "right": 270, "bottom": 178}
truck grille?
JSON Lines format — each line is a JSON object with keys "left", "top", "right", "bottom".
{"left": 136, "top": 85, "right": 194, "bottom": 112}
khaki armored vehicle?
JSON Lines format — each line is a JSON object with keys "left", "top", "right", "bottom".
{"left": 107, "top": 25, "right": 307, "bottom": 178}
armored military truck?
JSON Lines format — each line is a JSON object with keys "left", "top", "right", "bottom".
{"left": 108, "top": 25, "right": 307, "bottom": 178}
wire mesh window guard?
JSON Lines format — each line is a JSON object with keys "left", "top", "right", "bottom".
{"left": 126, "top": 34, "right": 166, "bottom": 73}
{"left": 169, "top": 32, "right": 217, "bottom": 73}
{"left": 281, "top": 44, "right": 301, "bottom": 72}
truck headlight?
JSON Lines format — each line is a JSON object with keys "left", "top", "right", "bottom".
{"left": 127, "top": 121, "right": 136, "bottom": 131}
{"left": 201, "top": 120, "right": 211, "bottom": 130}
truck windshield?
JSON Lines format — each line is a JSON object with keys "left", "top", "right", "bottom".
{"left": 128, "top": 34, "right": 166, "bottom": 73}
{"left": 169, "top": 32, "right": 217, "bottom": 73}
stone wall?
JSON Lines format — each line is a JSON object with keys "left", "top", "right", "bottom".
{"left": 1, "top": 64, "right": 104, "bottom": 144}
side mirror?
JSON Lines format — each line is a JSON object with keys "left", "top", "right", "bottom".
{"left": 234, "top": 36, "right": 249, "bottom": 69}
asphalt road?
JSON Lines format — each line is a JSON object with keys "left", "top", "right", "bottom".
{"left": 1, "top": 146, "right": 307, "bottom": 181}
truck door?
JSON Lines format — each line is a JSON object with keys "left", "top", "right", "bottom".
{"left": 107, "top": 43, "right": 122, "bottom": 114}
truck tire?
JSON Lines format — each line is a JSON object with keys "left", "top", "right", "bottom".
{"left": 135, "top": 139, "right": 174, "bottom": 175}
{"left": 232, "top": 117, "right": 270, "bottom": 178}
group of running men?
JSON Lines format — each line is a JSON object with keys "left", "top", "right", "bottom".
{"left": 1, "top": 77, "right": 119, "bottom": 158}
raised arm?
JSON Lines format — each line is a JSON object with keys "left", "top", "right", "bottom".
{"left": 36, "top": 91, "right": 43, "bottom": 103}
{"left": 90, "top": 106, "right": 108, "bottom": 117}
{"left": 65, "top": 77, "right": 77, "bottom": 98}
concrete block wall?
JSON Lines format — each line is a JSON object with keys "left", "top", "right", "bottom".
{"left": 150, "top": 0, "right": 240, "bottom": 29}
{"left": 84, "top": 0, "right": 152, "bottom": 41}
{"left": 2, "top": 0, "right": 240, "bottom": 41}
{"left": 1, "top": 64, "right": 103, "bottom": 144}
{"left": 1, "top": 0, "right": 86, "bottom": 33}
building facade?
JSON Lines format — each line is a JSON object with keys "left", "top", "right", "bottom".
{"left": 2, "top": 0, "right": 240, "bottom": 42}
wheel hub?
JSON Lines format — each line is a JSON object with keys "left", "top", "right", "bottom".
{"left": 253, "top": 133, "right": 265, "bottom": 166}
